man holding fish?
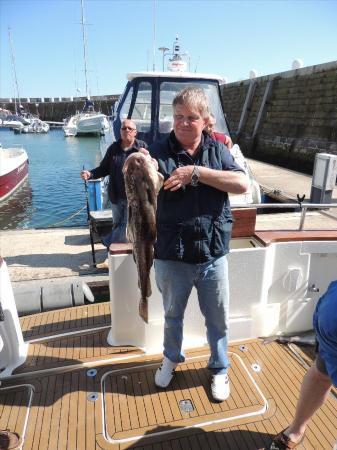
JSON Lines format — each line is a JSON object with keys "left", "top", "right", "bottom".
{"left": 126, "top": 86, "right": 248, "bottom": 402}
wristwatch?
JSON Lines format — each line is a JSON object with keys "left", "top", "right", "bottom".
{"left": 190, "top": 165, "right": 200, "bottom": 187}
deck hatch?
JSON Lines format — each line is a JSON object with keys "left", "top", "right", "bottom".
{"left": 102, "top": 351, "right": 268, "bottom": 444}
{"left": 179, "top": 399, "right": 194, "bottom": 413}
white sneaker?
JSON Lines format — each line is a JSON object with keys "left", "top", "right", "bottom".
{"left": 211, "top": 373, "right": 230, "bottom": 401}
{"left": 155, "top": 356, "right": 178, "bottom": 388}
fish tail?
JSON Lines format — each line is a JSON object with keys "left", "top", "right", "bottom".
{"left": 139, "top": 298, "right": 148, "bottom": 323}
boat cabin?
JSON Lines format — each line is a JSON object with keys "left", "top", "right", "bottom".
{"left": 111, "top": 71, "right": 230, "bottom": 145}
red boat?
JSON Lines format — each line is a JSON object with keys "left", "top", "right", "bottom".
{"left": 0, "top": 144, "right": 29, "bottom": 203}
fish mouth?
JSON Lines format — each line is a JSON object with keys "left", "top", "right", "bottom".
{"left": 123, "top": 153, "right": 149, "bottom": 173}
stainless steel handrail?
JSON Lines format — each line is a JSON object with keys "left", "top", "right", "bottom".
{"left": 231, "top": 202, "right": 337, "bottom": 231}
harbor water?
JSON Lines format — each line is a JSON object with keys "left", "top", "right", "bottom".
{"left": 0, "top": 128, "right": 106, "bottom": 229}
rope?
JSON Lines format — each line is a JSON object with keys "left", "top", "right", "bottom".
{"left": 46, "top": 205, "right": 87, "bottom": 228}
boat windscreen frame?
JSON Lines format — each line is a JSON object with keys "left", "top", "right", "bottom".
{"left": 113, "top": 76, "right": 230, "bottom": 146}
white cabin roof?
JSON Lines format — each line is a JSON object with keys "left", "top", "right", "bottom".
{"left": 127, "top": 71, "right": 225, "bottom": 83}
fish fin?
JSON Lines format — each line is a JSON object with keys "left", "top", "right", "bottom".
{"left": 139, "top": 298, "right": 148, "bottom": 323}
{"left": 157, "top": 173, "right": 164, "bottom": 192}
{"left": 126, "top": 206, "right": 133, "bottom": 242}
{"left": 146, "top": 277, "right": 152, "bottom": 297}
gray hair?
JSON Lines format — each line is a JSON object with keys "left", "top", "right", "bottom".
{"left": 121, "top": 118, "right": 137, "bottom": 130}
{"left": 172, "top": 87, "right": 210, "bottom": 119}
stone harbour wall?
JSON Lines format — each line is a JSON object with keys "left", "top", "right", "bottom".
{"left": 1, "top": 60, "right": 337, "bottom": 174}
{"left": 221, "top": 60, "right": 337, "bottom": 174}
{"left": 0, "top": 95, "right": 119, "bottom": 122}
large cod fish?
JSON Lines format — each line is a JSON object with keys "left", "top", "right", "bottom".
{"left": 123, "top": 152, "right": 164, "bottom": 323}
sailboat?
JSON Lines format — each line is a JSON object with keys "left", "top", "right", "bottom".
{"left": 7, "top": 28, "right": 49, "bottom": 134}
{"left": 63, "top": 0, "right": 110, "bottom": 137}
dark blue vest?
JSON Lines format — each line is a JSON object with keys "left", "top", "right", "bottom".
{"left": 150, "top": 132, "right": 243, "bottom": 263}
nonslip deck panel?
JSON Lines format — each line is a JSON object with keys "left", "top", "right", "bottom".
{"left": 14, "top": 328, "right": 142, "bottom": 374}
{"left": 19, "top": 301, "right": 111, "bottom": 339}
{"left": 1, "top": 334, "right": 336, "bottom": 449}
{"left": 103, "top": 352, "right": 267, "bottom": 443}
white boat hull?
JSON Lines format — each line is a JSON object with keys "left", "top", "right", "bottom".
{"left": 0, "top": 259, "right": 28, "bottom": 378}
{"left": 63, "top": 112, "right": 110, "bottom": 137}
{"left": 21, "top": 119, "right": 50, "bottom": 134}
{"left": 2, "top": 120, "right": 24, "bottom": 131}
{"left": 107, "top": 235, "right": 337, "bottom": 353}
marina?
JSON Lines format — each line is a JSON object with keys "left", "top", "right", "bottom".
{"left": 1, "top": 71, "right": 337, "bottom": 449}
{"left": 0, "top": 128, "right": 104, "bottom": 229}
{"left": 1, "top": 161, "right": 337, "bottom": 283}
{"left": 1, "top": 7, "right": 337, "bottom": 446}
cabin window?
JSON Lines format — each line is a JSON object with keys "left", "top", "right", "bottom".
{"left": 119, "top": 87, "right": 133, "bottom": 120}
{"left": 130, "top": 81, "right": 152, "bottom": 132}
{"left": 159, "top": 81, "right": 229, "bottom": 135}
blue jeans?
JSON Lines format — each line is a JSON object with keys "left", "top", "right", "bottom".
{"left": 154, "top": 255, "right": 230, "bottom": 374}
{"left": 101, "top": 199, "right": 128, "bottom": 246}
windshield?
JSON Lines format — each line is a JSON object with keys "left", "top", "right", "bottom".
{"left": 130, "top": 81, "right": 152, "bottom": 132}
{"left": 159, "top": 80, "right": 228, "bottom": 134}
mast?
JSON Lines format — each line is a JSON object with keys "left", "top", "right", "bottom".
{"left": 8, "top": 28, "right": 21, "bottom": 115}
{"left": 80, "top": 0, "right": 89, "bottom": 99}
{"left": 152, "top": 0, "right": 156, "bottom": 71}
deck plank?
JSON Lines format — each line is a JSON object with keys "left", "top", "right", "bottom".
{"left": 1, "top": 325, "right": 337, "bottom": 449}
{"left": 20, "top": 302, "right": 111, "bottom": 339}
{"left": 67, "top": 372, "right": 79, "bottom": 450}
{"left": 57, "top": 372, "right": 71, "bottom": 450}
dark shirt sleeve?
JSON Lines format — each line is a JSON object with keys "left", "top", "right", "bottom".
{"left": 137, "top": 140, "right": 148, "bottom": 150}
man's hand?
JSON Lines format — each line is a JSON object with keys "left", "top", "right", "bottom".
{"left": 80, "top": 170, "right": 91, "bottom": 181}
{"left": 138, "top": 147, "right": 149, "bottom": 156}
{"left": 164, "top": 165, "right": 194, "bottom": 191}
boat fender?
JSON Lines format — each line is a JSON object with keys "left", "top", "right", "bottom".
{"left": 72, "top": 282, "right": 86, "bottom": 306}
{"left": 14, "top": 285, "right": 42, "bottom": 316}
{"left": 82, "top": 282, "right": 95, "bottom": 303}
{"left": 251, "top": 179, "right": 262, "bottom": 204}
{"left": 42, "top": 283, "right": 73, "bottom": 311}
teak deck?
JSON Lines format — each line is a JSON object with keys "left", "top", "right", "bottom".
{"left": 1, "top": 302, "right": 336, "bottom": 449}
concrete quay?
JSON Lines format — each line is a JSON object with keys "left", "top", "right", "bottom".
{"left": 247, "top": 158, "right": 337, "bottom": 203}
{"left": 0, "top": 227, "right": 108, "bottom": 283}
{"left": 1, "top": 159, "right": 336, "bottom": 283}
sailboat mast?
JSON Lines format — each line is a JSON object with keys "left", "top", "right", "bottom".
{"left": 152, "top": 0, "right": 156, "bottom": 71}
{"left": 8, "top": 28, "right": 21, "bottom": 115}
{"left": 80, "top": 0, "right": 89, "bottom": 99}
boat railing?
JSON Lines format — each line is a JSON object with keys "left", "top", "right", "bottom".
{"left": 231, "top": 202, "right": 337, "bottom": 231}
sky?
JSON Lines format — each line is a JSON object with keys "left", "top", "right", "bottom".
{"left": 1, "top": 0, "right": 336, "bottom": 99}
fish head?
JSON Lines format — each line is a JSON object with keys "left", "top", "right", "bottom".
{"left": 123, "top": 152, "right": 164, "bottom": 194}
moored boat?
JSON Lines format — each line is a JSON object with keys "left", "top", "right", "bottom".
{"left": 0, "top": 144, "right": 29, "bottom": 203}
{"left": 63, "top": 0, "right": 110, "bottom": 138}
{"left": 20, "top": 118, "right": 50, "bottom": 134}
{"left": 101, "top": 69, "right": 261, "bottom": 205}
{"left": 63, "top": 109, "right": 110, "bottom": 137}
{"left": 1, "top": 114, "right": 26, "bottom": 131}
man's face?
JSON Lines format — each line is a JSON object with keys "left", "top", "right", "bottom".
{"left": 173, "top": 104, "right": 207, "bottom": 145}
{"left": 121, "top": 120, "right": 137, "bottom": 141}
